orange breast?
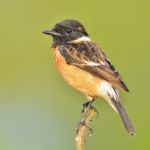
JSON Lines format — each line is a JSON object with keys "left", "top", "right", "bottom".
{"left": 54, "top": 46, "right": 101, "bottom": 98}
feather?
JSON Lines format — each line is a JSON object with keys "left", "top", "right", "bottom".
{"left": 58, "top": 41, "right": 129, "bottom": 92}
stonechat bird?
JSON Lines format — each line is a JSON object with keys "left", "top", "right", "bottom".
{"left": 42, "top": 19, "right": 135, "bottom": 135}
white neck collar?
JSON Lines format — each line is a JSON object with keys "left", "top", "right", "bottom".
{"left": 68, "top": 36, "right": 91, "bottom": 43}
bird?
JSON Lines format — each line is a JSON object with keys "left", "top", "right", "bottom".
{"left": 42, "top": 19, "right": 135, "bottom": 135}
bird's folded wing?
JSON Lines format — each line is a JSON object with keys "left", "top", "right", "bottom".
{"left": 59, "top": 42, "right": 129, "bottom": 92}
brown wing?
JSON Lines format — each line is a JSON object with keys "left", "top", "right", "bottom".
{"left": 58, "top": 42, "right": 129, "bottom": 92}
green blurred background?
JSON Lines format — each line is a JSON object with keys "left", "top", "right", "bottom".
{"left": 0, "top": 0, "right": 149, "bottom": 149}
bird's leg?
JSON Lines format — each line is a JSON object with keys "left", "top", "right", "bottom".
{"left": 81, "top": 99, "right": 94, "bottom": 113}
{"left": 76, "top": 98, "right": 98, "bottom": 135}
{"left": 81, "top": 99, "right": 99, "bottom": 117}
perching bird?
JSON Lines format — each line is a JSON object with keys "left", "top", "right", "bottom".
{"left": 42, "top": 19, "right": 135, "bottom": 135}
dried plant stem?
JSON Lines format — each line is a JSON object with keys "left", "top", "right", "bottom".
{"left": 76, "top": 106, "right": 97, "bottom": 150}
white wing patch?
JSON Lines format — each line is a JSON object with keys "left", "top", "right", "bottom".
{"left": 85, "top": 61, "right": 100, "bottom": 66}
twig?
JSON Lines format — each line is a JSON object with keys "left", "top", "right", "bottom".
{"left": 75, "top": 106, "right": 97, "bottom": 150}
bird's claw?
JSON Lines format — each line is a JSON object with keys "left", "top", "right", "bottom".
{"left": 81, "top": 101, "right": 99, "bottom": 118}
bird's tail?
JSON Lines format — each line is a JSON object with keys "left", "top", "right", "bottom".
{"left": 106, "top": 88, "right": 135, "bottom": 135}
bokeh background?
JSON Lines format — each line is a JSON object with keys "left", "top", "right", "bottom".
{"left": 0, "top": 0, "right": 150, "bottom": 150}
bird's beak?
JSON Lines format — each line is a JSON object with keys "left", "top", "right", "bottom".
{"left": 42, "top": 29, "right": 61, "bottom": 36}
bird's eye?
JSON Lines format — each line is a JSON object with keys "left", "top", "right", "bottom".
{"left": 65, "top": 29, "right": 72, "bottom": 33}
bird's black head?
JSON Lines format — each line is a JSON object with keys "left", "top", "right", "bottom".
{"left": 42, "top": 19, "right": 89, "bottom": 46}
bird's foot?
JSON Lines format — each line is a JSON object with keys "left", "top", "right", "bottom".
{"left": 81, "top": 100, "right": 99, "bottom": 118}
{"left": 76, "top": 100, "right": 97, "bottom": 137}
{"left": 81, "top": 100, "right": 93, "bottom": 113}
